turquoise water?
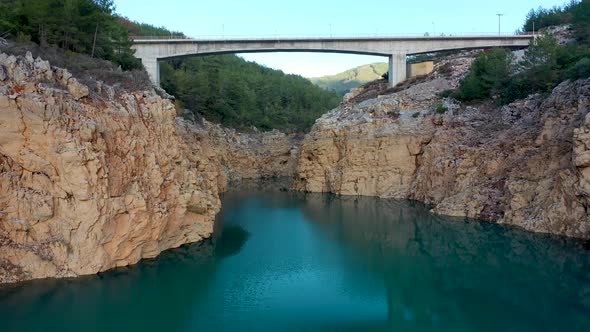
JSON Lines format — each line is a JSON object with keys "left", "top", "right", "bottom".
{"left": 1, "top": 191, "right": 590, "bottom": 331}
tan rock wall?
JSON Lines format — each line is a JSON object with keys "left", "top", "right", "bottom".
{"left": 295, "top": 121, "right": 431, "bottom": 198}
{"left": 204, "top": 123, "right": 302, "bottom": 183}
{"left": 411, "top": 80, "right": 590, "bottom": 238}
{"left": 0, "top": 53, "right": 222, "bottom": 283}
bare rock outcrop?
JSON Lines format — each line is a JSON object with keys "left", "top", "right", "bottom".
{"left": 295, "top": 52, "right": 590, "bottom": 239}
{"left": 294, "top": 53, "right": 471, "bottom": 198}
{"left": 0, "top": 53, "right": 223, "bottom": 283}
{"left": 414, "top": 80, "right": 590, "bottom": 237}
{"left": 294, "top": 108, "right": 433, "bottom": 198}
{"left": 203, "top": 123, "right": 302, "bottom": 183}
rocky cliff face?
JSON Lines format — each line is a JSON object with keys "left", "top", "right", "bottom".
{"left": 295, "top": 54, "right": 590, "bottom": 239}
{"left": 294, "top": 55, "right": 472, "bottom": 197}
{"left": 0, "top": 52, "right": 223, "bottom": 283}
{"left": 203, "top": 123, "right": 302, "bottom": 183}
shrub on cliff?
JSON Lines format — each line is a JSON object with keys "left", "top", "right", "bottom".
{"left": 501, "top": 34, "right": 590, "bottom": 103}
{"left": 455, "top": 48, "right": 512, "bottom": 102}
{"left": 567, "top": 58, "right": 590, "bottom": 79}
{"left": 456, "top": 0, "right": 588, "bottom": 104}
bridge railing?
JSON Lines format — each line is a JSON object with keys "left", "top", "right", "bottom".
{"left": 131, "top": 31, "right": 535, "bottom": 41}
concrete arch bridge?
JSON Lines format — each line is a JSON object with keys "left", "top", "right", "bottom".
{"left": 131, "top": 35, "right": 534, "bottom": 87}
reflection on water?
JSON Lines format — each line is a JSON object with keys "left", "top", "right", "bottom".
{"left": 299, "top": 193, "right": 590, "bottom": 331}
{"left": 1, "top": 190, "right": 589, "bottom": 332}
{"left": 214, "top": 225, "right": 250, "bottom": 258}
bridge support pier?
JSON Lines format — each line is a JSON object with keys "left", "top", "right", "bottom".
{"left": 141, "top": 57, "right": 160, "bottom": 86}
{"left": 388, "top": 53, "right": 407, "bottom": 87}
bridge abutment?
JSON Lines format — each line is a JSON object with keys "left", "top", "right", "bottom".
{"left": 388, "top": 53, "right": 407, "bottom": 87}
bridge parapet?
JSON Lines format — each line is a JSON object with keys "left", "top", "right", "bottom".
{"left": 131, "top": 32, "right": 534, "bottom": 41}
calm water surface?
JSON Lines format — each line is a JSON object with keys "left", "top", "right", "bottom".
{"left": 1, "top": 190, "right": 590, "bottom": 331}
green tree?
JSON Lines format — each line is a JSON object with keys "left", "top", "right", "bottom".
{"left": 1, "top": 0, "right": 142, "bottom": 70}
{"left": 518, "top": 34, "right": 562, "bottom": 92}
{"left": 160, "top": 54, "right": 341, "bottom": 132}
{"left": 455, "top": 48, "right": 513, "bottom": 101}
{"left": 0, "top": 0, "right": 19, "bottom": 36}
{"left": 90, "top": 0, "right": 115, "bottom": 57}
{"left": 572, "top": 0, "right": 590, "bottom": 44}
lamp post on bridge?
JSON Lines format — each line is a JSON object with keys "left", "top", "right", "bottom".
{"left": 496, "top": 13, "right": 504, "bottom": 35}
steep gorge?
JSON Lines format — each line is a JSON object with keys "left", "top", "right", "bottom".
{"left": 1, "top": 47, "right": 589, "bottom": 284}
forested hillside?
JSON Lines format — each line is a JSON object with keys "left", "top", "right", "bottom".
{"left": 523, "top": 0, "right": 589, "bottom": 43}
{"left": 310, "top": 63, "right": 388, "bottom": 95}
{"left": 161, "top": 56, "right": 342, "bottom": 132}
{"left": 0, "top": 0, "right": 143, "bottom": 70}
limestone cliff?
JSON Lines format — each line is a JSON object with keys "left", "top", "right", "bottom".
{"left": 0, "top": 52, "right": 223, "bottom": 283}
{"left": 203, "top": 123, "right": 302, "bottom": 183}
{"left": 295, "top": 54, "right": 590, "bottom": 239}
{"left": 294, "top": 54, "right": 472, "bottom": 197}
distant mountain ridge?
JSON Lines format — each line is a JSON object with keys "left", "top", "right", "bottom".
{"left": 310, "top": 62, "right": 388, "bottom": 95}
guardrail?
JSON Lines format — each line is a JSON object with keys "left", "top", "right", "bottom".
{"left": 131, "top": 31, "right": 535, "bottom": 41}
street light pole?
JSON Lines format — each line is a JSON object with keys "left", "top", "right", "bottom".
{"left": 496, "top": 13, "right": 504, "bottom": 35}
{"left": 329, "top": 23, "right": 332, "bottom": 37}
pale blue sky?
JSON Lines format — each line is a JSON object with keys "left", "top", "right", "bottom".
{"left": 114, "top": 0, "right": 568, "bottom": 77}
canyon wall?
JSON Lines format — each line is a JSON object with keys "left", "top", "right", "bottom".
{"left": 203, "top": 122, "right": 302, "bottom": 184}
{"left": 0, "top": 52, "right": 223, "bottom": 283}
{"left": 295, "top": 55, "right": 590, "bottom": 239}
{"left": 1, "top": 47, "right": 589, "bottom": 285}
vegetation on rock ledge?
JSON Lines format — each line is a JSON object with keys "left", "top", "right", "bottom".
{"left": 456, "top": 0, "right": 590, "bottom": 104}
